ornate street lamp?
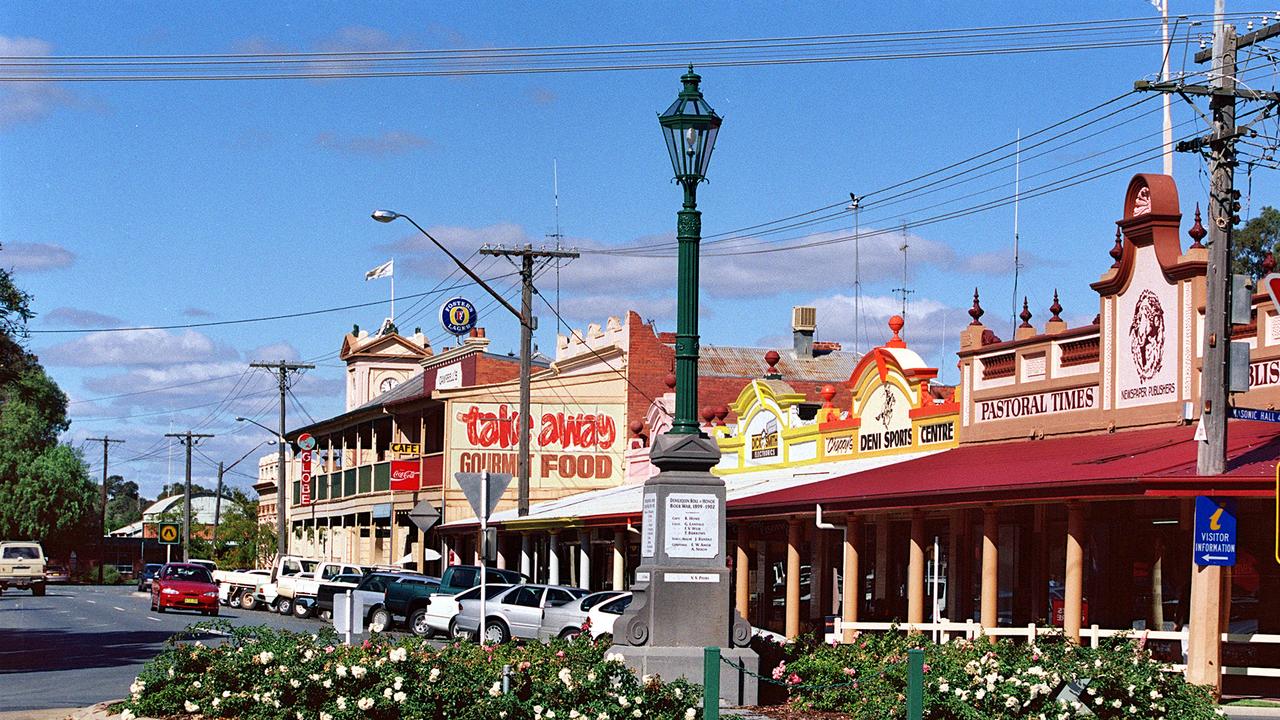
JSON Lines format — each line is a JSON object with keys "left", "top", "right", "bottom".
{"left": 658, "top": 65, "right": 722, "bottom": 436}
{"left": 612, "top": 67, "right": 757, "bottom": 705}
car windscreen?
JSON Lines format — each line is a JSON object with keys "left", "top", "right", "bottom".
{"left": 600, "top": 595, "right": 633, "bottom": 614}
{"left": 1, "top": 546, "right": 40, "bottom": 560}
{"left": 166, "top": 566, "right": 212, "bottom": 583}
{"left": 482, "top": 584, "right": 511, "bottom": 599}
{"left": 580, "top": 592, "right": 619, "bottom": 612}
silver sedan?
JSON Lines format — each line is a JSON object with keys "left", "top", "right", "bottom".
{"left": 455, "top": 584, "right": 588, "bottom": 643}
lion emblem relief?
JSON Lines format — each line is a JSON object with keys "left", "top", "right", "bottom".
{"left": 1128, "top": 289, "right": 1166, "bottom": 382}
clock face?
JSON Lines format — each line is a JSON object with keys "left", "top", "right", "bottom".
{"left": 379, "top": 377, "right": 398, "bottom": 393}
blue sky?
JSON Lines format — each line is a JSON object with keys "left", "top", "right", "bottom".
{"left": 4, "top": 2, "right": 1279, "bottom": 498}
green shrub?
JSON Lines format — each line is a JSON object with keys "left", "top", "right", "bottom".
{"left": 777, "top": 631, "right": 1221, "bottom": 720}
{"left": 121, "top": 623, "right": 701, "bottom": 720}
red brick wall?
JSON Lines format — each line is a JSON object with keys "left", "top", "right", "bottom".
{"left": 474, "top": 354, "right": 524, "bottom": 386}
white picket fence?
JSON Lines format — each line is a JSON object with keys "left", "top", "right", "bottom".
{"left": 833, "top": 620, "right": 1280, "bottom": 679}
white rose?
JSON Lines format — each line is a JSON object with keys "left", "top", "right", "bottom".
{"left": 358, "top": 697, "right": 375, "bottom": 711}
{"left": 685, "top": 709, "right": 696, "bottom": 720}
{"left": 429, "top": 667, "right": 441, "bottom": 682}
{"left": 120, "top": 711, "right": 136, "bottom": 720}
{"left": 336, "top": 696, "right": 346, "bottom": 710}
{"left": 394, "top": 691, "right": 406, "bottom": 703}
{"left": 490, "top": 681, "right": 502, "bottom": 697}
{"left": 351, "top": 665, "right": 367, "bottom": 679}
{"left": 184, "top": 701, "right": 199, "bottom": 713}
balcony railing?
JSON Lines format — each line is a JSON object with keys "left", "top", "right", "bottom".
{"left": 291, "top": 453, "right": 443, "bottom": 508}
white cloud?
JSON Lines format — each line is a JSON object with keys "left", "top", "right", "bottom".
{"left": 41, "top": 329, "right": 238, "bottom": 368}
{"left": 44, "top": 306, "right": 121, "bottom": 328}
{"left": 0, "top": 36, "right": 82, "bottom": 130}
{"left": 315, "top": 130, "right": 431, "bottom": 158}
{"left": 2, "top": 242, "right": 75, "bottom": 271}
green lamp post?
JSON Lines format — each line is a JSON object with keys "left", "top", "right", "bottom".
{"left": 612, "top": 67, "right": 757, "bottom": 708}
{"left": 659, "top": 65, "right": 722, "bottom": 436}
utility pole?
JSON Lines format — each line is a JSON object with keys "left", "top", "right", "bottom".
{"left": 1134, "top": 11, "right": 1280, "bottom": 693}
{"left": 213, "top": 439, "right": 277, "bottom": 548}
{"left": 250, "top": 360, "right": 314, "bottom": 559}
{"left": 479, "top": 244, "right": 579, "bottom": 516}
{"left": 86, "top": 436, "right": 125, "bottom": 583}
{"left": 164, "top": 431, "right": 214, "bottom": 562}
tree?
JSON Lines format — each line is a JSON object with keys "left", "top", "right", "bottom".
{"left": 1231, "top": 206, "right": 1280, "bottom": 278}
{"left": 157, "top": 481, "right": 212, "bottom": 499}
{"left": 105, "top": 474, "right": 146, "bottom": 533}
{"left": 0, "top": 260, "right": 95, "bottom": 553}
{"left": 212, "top": 495, "right": 275, "bottom": 569}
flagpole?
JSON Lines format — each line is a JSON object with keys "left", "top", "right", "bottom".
{"left": 391, "top": 268, "right": 395, "bottom": 326}
{"left": 1160, "top": 0, "right": 1173, "bottom": 176}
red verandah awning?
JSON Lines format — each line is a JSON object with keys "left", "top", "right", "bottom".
{"left": 729, "top": 420, "right": 1280, "bottom": 516}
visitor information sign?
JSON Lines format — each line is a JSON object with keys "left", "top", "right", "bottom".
{"left": 1193, "top": 496, "right": 1237, "bottom": 567}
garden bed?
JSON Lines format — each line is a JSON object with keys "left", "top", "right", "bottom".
{"left": 118, "top": 622, "right": 701, "bottom": 720}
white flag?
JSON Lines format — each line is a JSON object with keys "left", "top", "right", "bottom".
{"left": 1150, "top": 0, "right": 1166, "bottom": 12}
{"left": 365, "top": 259, "right": 393, "bottom": 281}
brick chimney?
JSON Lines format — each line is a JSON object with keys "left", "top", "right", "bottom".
{"left": 792, "top": 306, "right": 816, "bottom": 359}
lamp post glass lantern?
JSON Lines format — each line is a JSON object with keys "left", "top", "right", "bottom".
{"left": 659, "top": 65, "right": 722, "bottom": 435}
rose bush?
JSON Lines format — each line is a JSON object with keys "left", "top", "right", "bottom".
{"left": 120, "top": 622, "right": 700, "bottom": 720}
{"left": 776, "top": 630, "right": 1222, "bottom": 720}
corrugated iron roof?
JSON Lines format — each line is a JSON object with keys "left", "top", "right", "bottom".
{"left": 698, "top": 345, "right": 859, "bottom": 382}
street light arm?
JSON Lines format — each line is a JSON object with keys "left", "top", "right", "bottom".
{"left": 391, "top": 213, "right": 527, "bottom": 326}
{"left": 225, "top": 439, "right": 276, "bottom": 474}
{"left": 235, "top": 416, "right": 287, "bottom": 443}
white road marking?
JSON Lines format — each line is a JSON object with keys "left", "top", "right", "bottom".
{"left": 84, "top": 599, "right": 96, "bottom": 604}
{"left": 113, "top": 606, "right": 126, "bottom": 612}
{"left": 147, "top": 616, "right": 161, "bottom": 622}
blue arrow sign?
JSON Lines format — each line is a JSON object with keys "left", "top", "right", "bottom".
{"left": 1229, "top": 406, "right": 1280, "bottom": 423}
{"left": 1193, "top": 496, "right": 1237, "bottom": 567}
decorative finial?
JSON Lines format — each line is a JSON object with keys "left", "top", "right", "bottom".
{"left": 1265, "top": 252, "right": 1277, "bottom": 275}
{"left": 1110, "top": 227, "right": 1124, "bottom": 267}
{"left": 628, "top": 419, "right": 645, "bottom": 437}
{"left": 886, "top": 315, "right": 906, "bottom": 347}
{"left": 700, "top": 406, "right": 715, "bottom": 424}
{"left": 714, "top": 404, "right": 729, "bottom": 425}
{"left": 968, "top": 288, "right": 984, "bottom": 325}
{"left": 663, "top": 372, "right": 677, "bottom": 390}
{"left": 764, "top": 350, "right": 781, "bottom": 378}
{"left": 820, "top": 384, "right": 836, "bottom": 407}
{"left": 1019, "top": 297, "right": 1032, "bottom": 328}
{"left": 1049, "top": 290, "right": 1063, "bottom": 322}
{"left": 1189, "top": 203, "right": 1207, "bottom": 249}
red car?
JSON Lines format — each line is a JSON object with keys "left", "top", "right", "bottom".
{"left": 150, "top": 563, "right": 219, "bottom": 616}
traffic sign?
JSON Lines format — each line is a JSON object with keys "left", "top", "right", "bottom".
{"left": 1230, "top": 406, "right": 1280, "bottom": 423}
{"left": 408, "top": 499, "right": 441, "bottom": 534}
{"left": 1263, "top": 273, "right": 1280, "bottom": 315}
{"left": 297, "top": 433, "right": 317, "bottom": 451}
{"left": 440, "top": 297, "right": 478, "bottom": 336}
{"left": 456, "top": 471, "right": 513, "bottom": 523}
{"left": 1193, "top": 496, "right": 1237, "bottom": 567}
{"left": 157, "top": 522, "right": 181, "bottom": 545}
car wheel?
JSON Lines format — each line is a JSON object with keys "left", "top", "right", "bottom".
{"left": 559, "top": 627, "right": 581, "bottom": 641}
{"left": 368, "top": 607, "right": 391, "bottom": 634}
{"left": 31, "top": 583, "right": 45, "bottom": 597}
{"left": 408, "top": 608, "right": 432, "bottom": 637}
{"left": 156, "top": 601, "right": 165, "bottom": 613}
{"left": 276, "top": 597, "right": 293, "bottom": 616}
{"left": 294, "top": 602, "right": 312, "bottom": 619}
{"left": 239, "top": 592, "right": 258, "bottom": 611}
{"left": 209, "top": 609, "right": 219, "bottom": 617}
{"left": 448, "top": 618, "right": 470, "bottom": 641}
{"left": 319, "top": 610, "right": 332, "bottom": 621}
{"left": 483, "top": 618, "right": 509, "bottom": 644}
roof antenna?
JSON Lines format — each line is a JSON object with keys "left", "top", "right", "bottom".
{"left": 891, "top": 222, "right": 913, "bottom": 328}
{"left": 547, "top": 159, "right": 565, "bottom": 319}
{"left": 1011, "top": 129, "right": 1023, "bottom": 337}
{"left": 848, "top": 192, "right": 862, "bottom": 356}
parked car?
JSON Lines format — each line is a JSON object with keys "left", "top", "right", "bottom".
{"left": 137, "top": 563, "right": 164, "bottom": 592}
{"left": 385, "top": 564, "right": 524, "bottom": 634}
{"left": 250, "top": 556, "right": 320, "bottom": 612}
{"left": 0, "top": 541, "right": 46, "bottom": 596}
{"left": 188, "top": 559, "right": 217, "bottom": 574}
{"left": 537, "top": 591, "right": 627, "bottom": 641}
{"left": 150, "top": 563, "right": 219, "bottom": 616}
{"left": 415, "top": 584, "right": 511, "bottom": 638}
{"left": 43, "top": 563, "right": 70, "bottom": 584}
{"left": 216, "top": 569, "right": 269, "bottom": 606}
{"left": 366, "top": 574, "right": 440, "bottom": 632}
{"left": 455, "top": 584, "right": 589, "bottom": 644}
{"left": 287, "top": 562, "right": 367, "bottom": 616}
{"left": 436, "top": 564, "right": 528, "bottom": 596}
{"left": 303, "top": 572, "right": 367, "bottom": 620}
{"left": 584, "top": 592, "right": 632, "bottom": 639}
{"left": 340, "top": 571, "right": 423, "bottom": 633}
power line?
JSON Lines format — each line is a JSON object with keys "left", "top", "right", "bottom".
{"left": 31, "top": 274, "right": 512, "bottom": 334}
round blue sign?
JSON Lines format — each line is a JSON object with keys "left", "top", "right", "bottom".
{"left": 440, "top": 297, "right": 478, "bottom": 336}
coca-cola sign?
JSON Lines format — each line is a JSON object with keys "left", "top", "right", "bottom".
{"left": 390, "top": 460, "right": 421, "bottom": 491}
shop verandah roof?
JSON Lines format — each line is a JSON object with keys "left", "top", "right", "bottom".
{"left": 728, "top": 420, "right": 1280, "bottom": 516}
